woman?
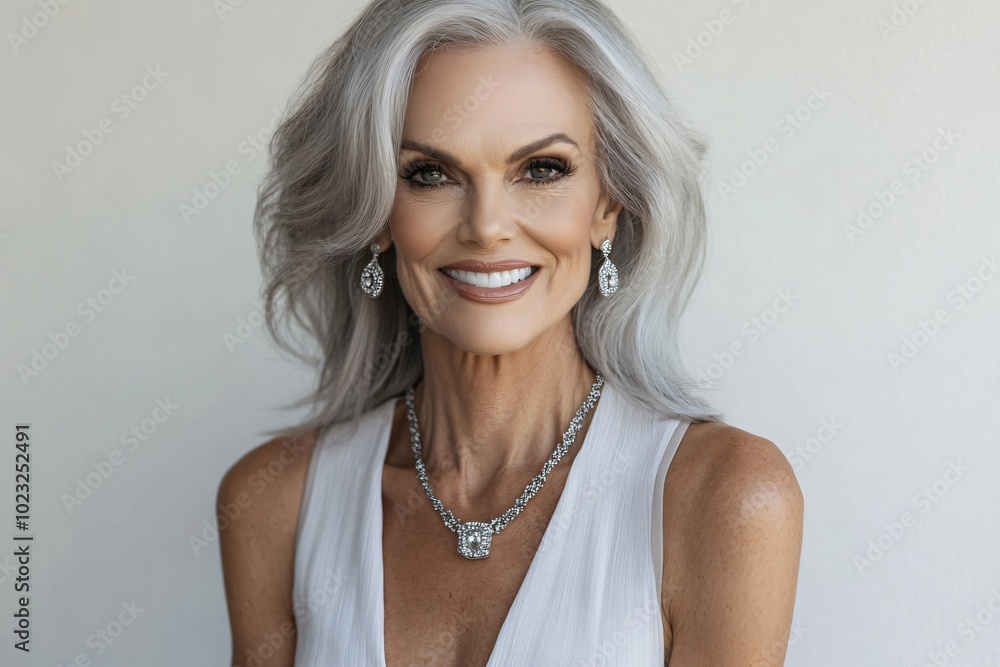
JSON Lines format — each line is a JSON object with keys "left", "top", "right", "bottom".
{"left": 218, "top": 0, "right": 803, "bottom": 665}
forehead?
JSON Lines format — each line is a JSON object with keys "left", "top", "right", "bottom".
{"left": 403, "top": 41, "right": 595, "bottom": 155}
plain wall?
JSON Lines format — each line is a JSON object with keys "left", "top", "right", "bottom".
{"left": 1, "top": 0, "right": 998, "bottom": 665}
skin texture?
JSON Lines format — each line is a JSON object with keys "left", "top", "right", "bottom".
{"left": 219, "top": 42, "right": 803, "bottom": 667}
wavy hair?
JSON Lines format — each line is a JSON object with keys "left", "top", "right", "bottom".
{"left": 254, "top": 0, "right": 723, "bottom": 438}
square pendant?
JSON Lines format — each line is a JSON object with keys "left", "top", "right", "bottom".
{"left": 457, "top": 522, "right": 493, "bottom": 560}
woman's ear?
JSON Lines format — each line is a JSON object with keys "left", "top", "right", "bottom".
{"left": 591, "top": 192, "right": 622, "bottom": 248}
{"left": 376, "top": 230, "right": 393, "bottom": 253}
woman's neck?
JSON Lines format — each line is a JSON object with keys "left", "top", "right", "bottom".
{"left": 385, "top": 323, "right": 601, "bottom": 505}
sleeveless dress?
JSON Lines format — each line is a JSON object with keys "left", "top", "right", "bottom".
{"left": 292, "top": 381, "right": 689, "bottom": 666}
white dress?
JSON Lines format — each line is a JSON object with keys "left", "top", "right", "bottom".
{"left": 292, "top": 380, "right": 689, "bottom": 666}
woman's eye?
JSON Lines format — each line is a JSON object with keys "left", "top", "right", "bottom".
{"left": 528, "top": 164, "right": 557, "bottom": 179}
{"left": 523, "top": 158, "right": 573, "bottom": 186}
{"left": 399, "top": 161, "right": 451, "bottom": 189}
{"left": 414, "top": 168, "right": 446, "bottom": 186}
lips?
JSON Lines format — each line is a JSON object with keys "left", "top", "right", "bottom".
{"left": 442, "top": 265, "right": 538, "bottom": 288}
{"left": 439, "top": 264, "right": 541, "bottom": 302}
{"left": 443, "top": 259, "right": 539, "bottom": 272}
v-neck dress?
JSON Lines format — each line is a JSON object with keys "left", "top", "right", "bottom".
{"left": 291, "top": 381, "right": 689, "bottom": 666}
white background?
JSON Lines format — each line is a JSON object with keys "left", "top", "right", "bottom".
{"left": 1, "top": 0, "right": 998, "bottom": 665}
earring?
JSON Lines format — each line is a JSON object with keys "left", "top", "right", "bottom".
{"left": 360, "top": 241, "right": 384, "bottom": 298}
{"left": 598, "top": 238, "right": 618, "bottom": 297}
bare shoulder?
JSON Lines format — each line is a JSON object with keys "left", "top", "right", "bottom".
{"left": 217, "top": 427, "right": 323, "bottom": 667}
{"left": 217, "top": 427, "right": 322, "bottom": 539}
{"left": 661, "top": 422, "right": 803, "bottom": 666}
{"left": 668, "top": 421, "right": 803, "bottom": 516}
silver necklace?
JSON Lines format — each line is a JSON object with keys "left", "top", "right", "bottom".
{"left": 404, "top": 373, "right": 604, "bottom": 560}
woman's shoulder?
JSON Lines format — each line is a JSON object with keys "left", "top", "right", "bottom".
{"left": 217, "top": 428, "right": 324, "bottom": 521}
{"left": 669, "top": 421, "right": 801, "bottom": 511}
{"left": 216, "top": 428, "right": 324, "bottom": 632}
{"left": 660, "top": 421, "right": 803, "bottom": 662}
{"left": 664, "top": 421, "right": 802, "bottom": 561}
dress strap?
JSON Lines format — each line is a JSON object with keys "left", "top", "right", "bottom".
{"left": 651, "top": 420, "right": 689, "bottom": 594}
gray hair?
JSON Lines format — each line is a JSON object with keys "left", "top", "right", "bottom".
{"left": 254, "top": 0, "right": 723, "bottom": 438}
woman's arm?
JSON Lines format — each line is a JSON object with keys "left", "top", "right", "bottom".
{"left": 218, "top": 433, "right": 319, "bottom": 667}
{"left": 663, "top": 424, "right": 804, "bottom": 666}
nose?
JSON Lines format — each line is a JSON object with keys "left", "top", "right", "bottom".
{"left": 456, "top": 179, "right": 517, "bottom": 248}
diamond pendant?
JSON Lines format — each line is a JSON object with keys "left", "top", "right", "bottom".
{"left": 598, "top": 253, "right": 618, "bottom": 296}
{"left": 457, "top": 521, "right": 493, "bottom": 560}
{"left": 360, "top": 242, "right": 384, "bottom": 298}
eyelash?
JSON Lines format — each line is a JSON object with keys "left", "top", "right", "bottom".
{"left": 399, "top": 157, "right": 577, "bottom": 190}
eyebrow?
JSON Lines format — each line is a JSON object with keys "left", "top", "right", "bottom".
{"left": 399, "top": 132, "right": 580, "bottom": 167}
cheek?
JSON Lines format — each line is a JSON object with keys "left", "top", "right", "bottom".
{"left": 388, "top": 199, "right": 448, "bottom": 262}
{"left": 523, "top": 193, "right": 595, "bottom": 267}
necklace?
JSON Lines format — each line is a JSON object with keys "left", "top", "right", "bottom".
{"left": 404, "top": 372, "right": 604, "bottom": 560}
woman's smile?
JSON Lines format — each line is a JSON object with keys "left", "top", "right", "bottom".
{"left": 439, "top": 265, "right": 542, "bottom": 302}
{"left": 442, "top": 265, "right": 538, "bottom": 287}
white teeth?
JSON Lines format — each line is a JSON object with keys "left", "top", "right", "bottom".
{"left": 444, "top": 266, "right": 536, "bottom": 288}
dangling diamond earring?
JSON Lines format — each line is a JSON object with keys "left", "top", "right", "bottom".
{"left": 360, "top": 241, "right": 384, "bottom": 298}
{"left": 598, "top": 238, "right": 619, "bottom": 297}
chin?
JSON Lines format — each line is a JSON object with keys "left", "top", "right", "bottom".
{"left": 439, "top": 327, "right": 538, "bottom": 357}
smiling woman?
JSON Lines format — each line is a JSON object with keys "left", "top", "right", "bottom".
{"left": 217, "top": 1, "right": 803, "bottom": 666}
